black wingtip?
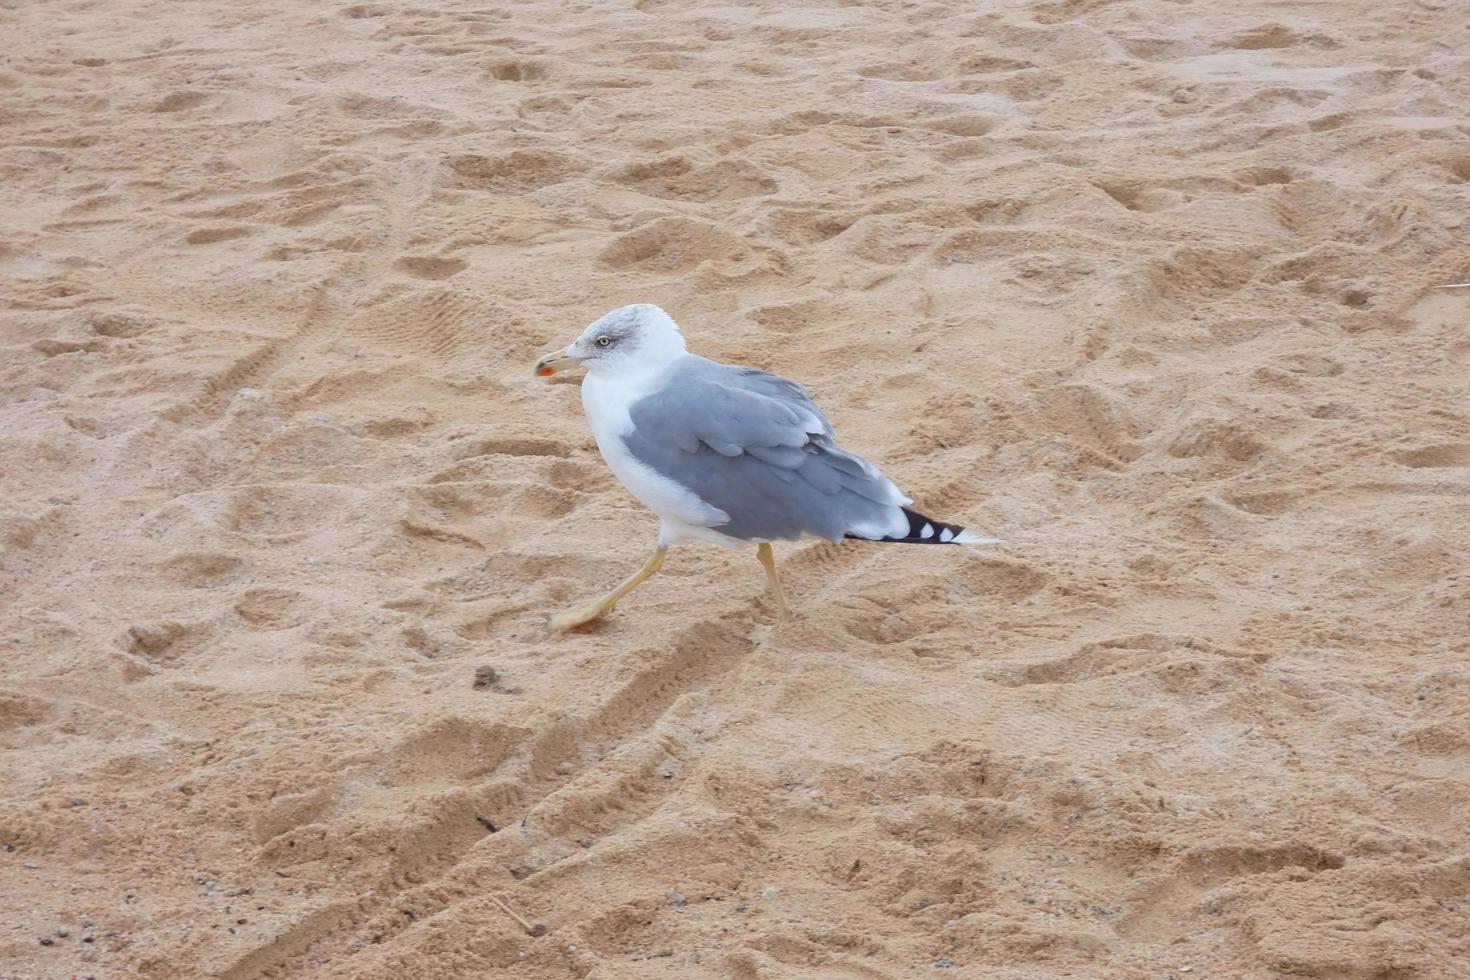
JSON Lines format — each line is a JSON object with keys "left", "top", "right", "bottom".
{"left": 847, "top": 507, "right": 966, "bottom": 544}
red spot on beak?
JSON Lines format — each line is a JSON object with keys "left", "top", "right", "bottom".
{"left": 537, "top": 365, "right": 554, "bottom": 377}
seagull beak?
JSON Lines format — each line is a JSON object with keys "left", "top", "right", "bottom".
{"left": 534, "top": 348, "right": 583, "bottom": 378}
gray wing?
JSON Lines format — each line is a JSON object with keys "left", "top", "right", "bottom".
{"left": 623, "top": 357, "right": 910, "bottom": 542}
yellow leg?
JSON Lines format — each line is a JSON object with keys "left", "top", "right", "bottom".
{"left": 550, "top": 547, "right": 667, "bottom": 631}
{"left": 757, "top": 543, "right": 790, "bottom": 622}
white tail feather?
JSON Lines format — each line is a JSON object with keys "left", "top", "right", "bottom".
{"left": 954, "top": 529, "right": 1004, "bottom": 548}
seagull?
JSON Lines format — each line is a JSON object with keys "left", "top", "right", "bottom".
{"left": 534, "top": 304, "right": 999, "bottom": 630}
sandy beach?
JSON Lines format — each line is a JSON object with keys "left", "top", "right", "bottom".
{"left": 2, "top": 0, "right": 1469, "bottom": 976}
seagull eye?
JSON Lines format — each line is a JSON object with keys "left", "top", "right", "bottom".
{"left": 596, "top": 335, "right": 612, "bottom": 348}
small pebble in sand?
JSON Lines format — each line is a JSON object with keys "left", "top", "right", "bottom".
{"left": 934, "top": 958, "right": 953, "bottom": 969}
{"left": 473, "top": 665, "right": 499, "bottom": 689}
{"left": 39, "top": 938, "right": 54, "bottom": 946}
{"left": 667, "top": 890, "right": 686, "bottom": 907}
{"left": 555, "top": 762, "right": 573, "bottom": 776}
{"left": 761, "top": 886, "right": 779, "bottom": 900}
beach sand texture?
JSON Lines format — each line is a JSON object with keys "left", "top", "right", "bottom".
{"left": 2, "top": 0, "right": 1469, "bottom": 976}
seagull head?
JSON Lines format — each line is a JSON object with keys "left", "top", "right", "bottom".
{"left": 535, "top": 303, "right": 687, "bottom": 379}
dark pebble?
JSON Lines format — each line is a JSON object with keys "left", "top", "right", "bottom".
{"left": 473, "top": 665, "right": 498, "bottom": 689}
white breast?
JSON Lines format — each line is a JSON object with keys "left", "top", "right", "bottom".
{"left": 581, "top": 369, "right": 729, "bottom": 531}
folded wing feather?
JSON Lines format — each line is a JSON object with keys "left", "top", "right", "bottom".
{"left": 622, "top": 358, "right": 910, "bottom": 542}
